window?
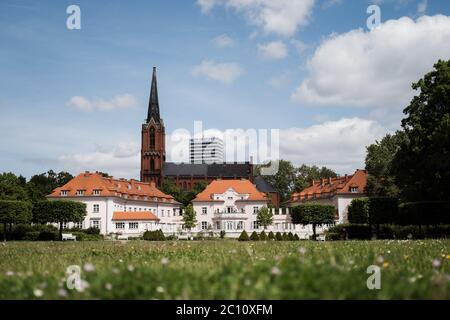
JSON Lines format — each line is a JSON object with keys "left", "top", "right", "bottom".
{"left": 60, "top": 190, "right": 68, "bottom": 196}
{"left": 252, "top": 221, "right": 260, "bottom": 230}
{"left": 227, "top": 196, "right": 233, "bottom": 200}
{"left": 150, "top": 159, "right": 155, "bottom": 171}
{"left": 150, "top": 127, "right": 155, "bottom": 148}
{"left": 236, "top": 221, "right": 243, "bottom": 230}
{"left": 226, "top": 221, "right": 234, "bottom": 230}
{"left": 62, "top": 222, "right": 68, "bottom": 229}
{"left": 93, "top": 204, "right": 99, "bottom": 213}
{"left": 93, "top": 189, "right": 101, "bottom": 196}
{"left": 227, "top": 207, "right": 233, "bottom": 213}
{"left": 167, "top": 210, "right": 171, "bottom": 217}
{"left": 202, "top": 207, "right": 207, "bottom": 215}
{"left": 161, "top": 210, "right": 165, "bottom": 217}
{"left": 76, "top": 190, "right": 85, "bottom": 196}
{"left": 116, "top": 222, "right": 125, "bottom": 229}
{"left": 201, "top": 221, "right": 208, "bottom": 230}
{"left": 74, "top": 221, "right": 83, "bottom": 229}
{"left": 91, "top": 220, "right": 100, "bottom": 230}
{"left": 215, "top": 221, "right": 221, "bottom": 230}
{"left": 241, "top": 208, "right": 245, "bottom": 213}
{"left": 253, "top": 207, "right": 259, "bottom": 214}
{"left": 129, "top": 222, "right": 138, "bottom": 229}
{"left": 350, "top": 187, "right": 359, "bottom": 193}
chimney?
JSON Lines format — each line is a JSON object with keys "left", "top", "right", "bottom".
{"left": 328, "top": 177, "right": 332, "bottom": 184}
{"left": 321, "top": 178, "right": 325, "bottom": 187}
{"left": 312, "top": 179, "right": 316, "bottom": 186}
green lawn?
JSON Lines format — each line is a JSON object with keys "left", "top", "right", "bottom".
{"left": 0, "top": 240, "right": 448, "bottom": 299}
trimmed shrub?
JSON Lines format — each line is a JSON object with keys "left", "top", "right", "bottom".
{"left": 275, "top": 232, "right": 283, "bottom": 241}
{"left": 259, "top": 231, "right": 268, "bottom": 241}
{"left": 250, "top": 231, "right": 260, "bottom": 241}
{"left": 268, "top": 231, "right": 275, "bottom": 240}
{"left": 287, "top": 232, "right": 295, "bottom": 241}
{"left": 348, "top": 198, "right": 369, "bottom": 224}
{"left": 325, "top": 232, "right": 342, "bottom": 241}
{"left": 291, "top": 204, "right": 335, "bottom": 239}
{"left": 282, "top": 233, "right": 289, "bottom": 241}
{"left": 294, "top": 234, "right": 300, "bottom": 241}
{"left": 23, "top": 231, "right": 40, "bottom": 241}
{"left": 238, "top": 230, "right": 250, "bottom": 241}
{"left": 326, "top": 224, "right": 372, "bottom": 240}
{"left": 84, "top": 227, "right": 100, "bottom": 235}
{"left": 38, "top": 230, "right": 58, "bottom": 241}
{"left": 143, "top": 229, "right": 166, "bottom": 241}
{"left": 220, "top": 230, "right": 226, "bottom": 239}
{"left": 368, "top": 197, "right": 398, "bottom": 225}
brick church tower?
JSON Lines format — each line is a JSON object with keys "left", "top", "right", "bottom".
{"left": 140, "top": 67, "right": 165, "bottom": 185}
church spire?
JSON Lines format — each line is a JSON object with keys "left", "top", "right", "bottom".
{"left": 146, "top": 67, "right": 161, "bottom": 124}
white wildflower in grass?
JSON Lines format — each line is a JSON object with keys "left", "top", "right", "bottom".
{"left": 83, "top": 263, "right": 95, "bottom": 272}
{"left": 271, "top": 266, "right": 281, "bottom": 276}
{"left": 75, "top": 280, "right": 90, "bottom": 293}
{"left": 432, "top": 259, "right": 441, "bottom": 268}
{"left": 127, "top": 265, "right": 135, "bottom": 272}
{"left": 409, "top": 277, "right": 417, "bottom": 283}
{"left": 119, "top": 259, "right": 123, "bottom": 263}
{"left": 5, "top": 271, "right": 14, "bottom": 277}
{"left": 105, "top": 283, "right": 113, "bottom": 291}
{"left": 58, "top": 288, "right": 68, "bottom": 298}
{"left": 156, "top": 286, "right": 165, "bottom": 293}
{"left": 377, "top": 256, "right": 384, "bottom": 264}
{"left": 161, "top": 257, "right": 169, "bottom": 265}
{"left": 111, "top": 268, "right": 119, "bottom": 274}
{"left": 33, "top": 288, "right": 44, "bottom": 298}
{"left": 298, "top": 247, "right": 306, "bottom": 255}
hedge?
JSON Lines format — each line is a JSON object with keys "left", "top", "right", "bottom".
{"left": 259, "top": 231, "right": 268, "bottom": 241}
{"left": 368, "top": 197, "right": 398, "bottom": 225}
{"left": 347, "top": 198, "right": 369, "bottom": 224}
{"left": 250, "top": 231, "right": 260, "bottom": 241}
{"left": 397, "top": 201, "right": 450, "bottom": 226}
{"left": 238, "top": 230, "right": 249, "bottom": 241}
{"left": 143, "top": 230, "right": 166, "bottom": 241}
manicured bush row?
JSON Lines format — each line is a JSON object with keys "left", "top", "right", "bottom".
{"left": 238, "top": 230, "right": 300, "bottom": 241}
{"left": 143, "top": 229, "right": 166, "bottom": 241}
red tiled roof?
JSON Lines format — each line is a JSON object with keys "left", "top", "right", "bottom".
{"left": 112, "top": 211, "right": 159, "bottom": 221}
{"left": 193, "top": 179, "right": 268, "bottom": 202}
{"left": 290, "top": 169, "right": 368, "bottom": 203}
{"left": 47, "top": 172, "right": 177, "bottom": 203}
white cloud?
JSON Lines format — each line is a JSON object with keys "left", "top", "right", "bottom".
{"left": 291, "top": 39, "right": 307, "bottom": 55}
{"left": 291, "top": 15, "right": 450, "bottom": 111}
{"left": 211, "top": 34, "right": 234, "bottom": 48}
{"left": 58, "top": 142, "right": 140, "bottom": 178}
{"left": 322, "top": 0, "right": 343, "bottom": 9}
{"left": 197, "top": 0, "right": 315, "bottom": 37}
{"left": 192, "top": 60, "right": 244, "bottom": 84}
{"left": 258, "top": 41, "right": 288, "bottom": 60}
{"left": 279, "top": 118, "right": 386, "bottom": 173}
{"left": 67, "top": 94, "right": 138, "bottom": 112}
{"left": 165, "top": 118, "right": 386, "bottom": 174}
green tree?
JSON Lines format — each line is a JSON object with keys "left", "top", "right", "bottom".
{"left": 254, "top": 160, "right": 297, "bottom": 204}
{"left": 0, "top": 172, "right": 29, "bottom": 201}
{"left": 256, "top": 206, "right": 273, "bottom": 230}
{"left": 294, "top": 165, "right": 337, "bottom": 193}
{"left": 291, "top": 204, "right": 335, "bottom": 240}
{"left": 27, "top": 170, "right": 74, "bottom": 203}
{"left": 0, "top": 200, "right": 32, "bottom": 241}
{"left": 365, "top": 132, "right": 407, "bottom": 197}
{"left": 347, "top": 198, "right": 369, "bottom": 224}
{"left": 161, "top": 178, "right": 207, "bottom": 206}
{"left": 182, "top": 204, "right": 197, "bottom": 233}
{"left": 33, "top": 200, "right": 86, "bottom": 241}
{"left": 393, "top": 60, "right": 450, "bottom": 201}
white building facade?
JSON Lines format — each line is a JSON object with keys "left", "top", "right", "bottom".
{"left": 48, "top": 172, "right": 182, "bottom": 238}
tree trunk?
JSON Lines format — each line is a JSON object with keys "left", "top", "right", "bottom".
{"left": 59, "top": 222, "right": 63, "bottom": 241}
{"left": 3, "top": 223, "right": 6, "bottom": 242}
{"left": 312, "top": 224, "right": 317, "bottom": 240}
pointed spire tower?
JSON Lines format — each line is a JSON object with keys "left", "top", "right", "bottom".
{"left": 141, "top": 67, "right": 165, "bottom": 185}
{"left": 147, "top": 67, "right": 161, "bottom": 124}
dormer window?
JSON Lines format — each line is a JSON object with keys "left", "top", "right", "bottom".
{"left": 93, "top": 189, "right": 101, "bottom": 196}
{"left": 60, "top": 190, "right": 68, "bottom": 196}
{"left": 137, "top": 185, "right": 141, "bottom": 191}
{"left": 350, "top": 187, "right": 359, "bottom": 193}
{"left": 76, "top": 190, "right": 85, "bottom": 196}
{"left": 128, "top": 185, "right": 132, "bottom": 190}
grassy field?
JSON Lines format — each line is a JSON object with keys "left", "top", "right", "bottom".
{"left": 0, "top": 240, "right": 448, "bottom": 299}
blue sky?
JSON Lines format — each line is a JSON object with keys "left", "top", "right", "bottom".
{"left": 1, "top": 0, "right": 450, "bottom": 178}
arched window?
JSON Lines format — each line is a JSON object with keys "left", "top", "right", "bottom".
{"left": 150, "top": 127, "right": 155, "bottom": 149}
{"left": 150, "top": 159, "right": 155, "bottom": 171}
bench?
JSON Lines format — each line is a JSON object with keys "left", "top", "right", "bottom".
{"left": 62, "top": 233, "right": 76, "bottom": 241}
